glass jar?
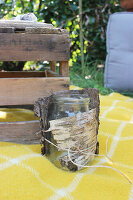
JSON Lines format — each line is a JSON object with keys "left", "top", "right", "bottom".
{"left": 47, "top": 93, "right": 90, "bottom": 171}
{"left": 49, "top": 93, "right": 90, "bottom": 120}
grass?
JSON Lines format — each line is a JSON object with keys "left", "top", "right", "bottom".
{"left": 70, "top": 62, "right": 133, "bottom": 97}
{"left": 70, "top": 62, "right": 113, "bottom": 95}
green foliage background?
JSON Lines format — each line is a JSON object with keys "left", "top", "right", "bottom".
{"left": 0, "top": 0, "right": 123, "bottom": 93}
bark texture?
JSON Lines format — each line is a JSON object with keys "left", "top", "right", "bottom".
{"left": 34, "top": 89, "right": 100, "bottom": 170}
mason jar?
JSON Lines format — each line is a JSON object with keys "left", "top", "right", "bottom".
{"left": 47, "top": 93, "right": 90, "bottom": 171}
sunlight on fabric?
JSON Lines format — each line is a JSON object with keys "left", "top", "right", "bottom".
{"left": 0, "top": 111, "right": 7, "bottom": 119}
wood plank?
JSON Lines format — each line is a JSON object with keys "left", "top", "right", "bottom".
{"left": 0, "top": 20, "right": 53, "bottom": 29}
{"left": 0, "top": 120, "right": 41, "bottom": 144}
{"left": 0, "top": 27, "right": 14, "bottom": 33}
{"left": 25, "top": 27, "right": 68, "bottom": 34}
{"left": 0, "top": 71, "right": 46, "bottom": 78}
{"left": 0, "top": 21, "right": 68, "bottom": 34}
{"left": 0, "top": 27, "right": 68, "bottom": 34}
{"left": 50, "top": 61, "right": 56, "bottom": 72}
{"left": 45, "top": 69, "right": 61, "bottom": 77}
{"left": 0, "top": 77, "right": 70, "bottom": 105}
{"left": 59, "top": 61, "right": 69, "bottom": 76}
{"left": 0, "top": 33, "right": 70, "bottom": 61}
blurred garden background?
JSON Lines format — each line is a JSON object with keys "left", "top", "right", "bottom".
{"left": 0, "top": 0, "right": 122, "bottom": 94}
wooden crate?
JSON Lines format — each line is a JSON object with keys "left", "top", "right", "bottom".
{"left": 0, "top": 20, "right": 70, "bottom": 144}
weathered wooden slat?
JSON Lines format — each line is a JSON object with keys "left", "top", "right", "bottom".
{"left": 0, "top": 71, "right": 46, "bottom": 78}
{"left": 0, "top": 20, "right": 53, "bottom": 29}
{"left": 25, "top": 27, "right": 68, "bottom": 34}
{"left": 50, "top": 61, "right": 56, "bottom": 72}
{"left": 0, "top": 33, "right": 70, "bottom": 61}
{"left": 0, "top": 21, "right": 68, "bottom": 34}
{"left": 0, "top": 120, "right": 40, "bottom": 144}
{"left": 0, "top": 27, "right": 68, "bottom": 34}
{"left": 59, "top": 61, "right": 69, "bottom": 76}
{"left": 0, "top": 77, "right": 69, "bottom": 105}
{"left": 0, "top": 27, "right": 14, "bottom": 33}
{"left": 45, "top": 69, "right": 61, "bottom": 77}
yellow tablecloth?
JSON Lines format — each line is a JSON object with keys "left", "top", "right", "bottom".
{"left": 0, "top": 87, "right": 133, "bottom": 200}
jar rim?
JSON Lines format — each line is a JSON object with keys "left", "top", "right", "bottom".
{"left": 54, "top": 96, "right": 90, "bottom": 104}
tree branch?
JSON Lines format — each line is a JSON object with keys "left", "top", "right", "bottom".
{"left": 79, "top": 0, "right": 85, "bottom": 76}
{"left": 38, "top": 0, "right": 42, "bottom": 13}
{"left": 20, "top": 0, "right": 25, "bottom": 11}
{"left": 67, "top": 0, "right": 77, "bottom": 17}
